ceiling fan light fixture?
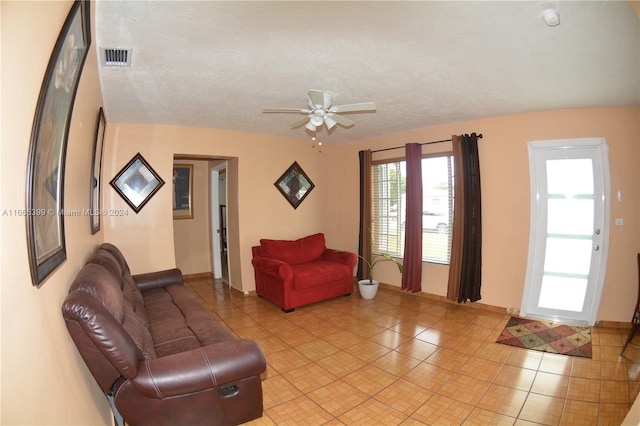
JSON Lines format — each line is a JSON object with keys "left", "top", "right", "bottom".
{"left": 263, "top": 89, "right": 377, "bottom": 135}
{"left": 324, "top": 116, "right": 337, "bottom": 130}
{"left": 310, "top": 115, "right": 324, "bottom": 127}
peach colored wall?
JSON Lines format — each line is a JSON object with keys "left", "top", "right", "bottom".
{"left": 341, "top": 107, "right": 640, "bottom": 323}
{"left": 1, "top": 1, "right": 112, "bottom": 424}
{"left": 172, "top": 159, "right": 212, "bottom": 275}
{"left": 102, "top": 125, "right": 176, "bottom": 272}
{"left": 104, "top": 108, "right": 639, "bottom": 323}
{"left": 103, "top": 124, "right": 347, "bottom": 292}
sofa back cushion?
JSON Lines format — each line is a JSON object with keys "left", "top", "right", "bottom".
{"left": 259, "top": 233, "right": 326, "bottom": 265}
{"left": 75, "top": 246, "right": 158, "bottom": 361}
{"left": 99, "top": 242, "right": 132, "bottom": 274}
{"left": 63, "top": 263, "right": 145, "bottom": 390}
{"left": 86, "top": 247, "right": 150, "bottom": 327}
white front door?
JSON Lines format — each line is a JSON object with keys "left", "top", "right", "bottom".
{"left": 522, "top": 138, "right": 610, "bottom": 325}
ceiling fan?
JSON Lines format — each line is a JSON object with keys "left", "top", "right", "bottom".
{"left": 263, "top": 89, "right": 376, "bottom": 132}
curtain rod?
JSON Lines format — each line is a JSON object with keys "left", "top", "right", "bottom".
{"left": 371, "top": 133, "right": 483, "bottom": 153}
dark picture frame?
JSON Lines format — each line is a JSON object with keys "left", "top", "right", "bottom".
{"left": 89, "top": 107, "right": 106, "bottom": 234}
{"left": 25, "top": 0, "right": 91, "bottom": 285}
{"left": 110, "top": 153, "right": 165, "bottom": 214}
{"left": 173, "top": 164, "right": 193, "bottom": 219}
{"left": 274, "top": 161, "right": 315, "bottom": 209}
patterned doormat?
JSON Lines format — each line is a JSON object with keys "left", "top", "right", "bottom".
{"left": 496, "top": 316, "right": 592, "bottom": 358}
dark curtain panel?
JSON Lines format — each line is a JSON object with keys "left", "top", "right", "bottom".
{"left": 447, "top": 133, "right": 482, "bottom": 303}
{"left": 447, "top": 136, "right": 464, "bottom": 301}
{"left": 358, "top": 150, "right": 373, "bottom": 280}
{"left": 401, "top": 143, "right": 423, "bottom": 292}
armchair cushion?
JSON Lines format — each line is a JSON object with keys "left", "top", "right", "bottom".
{"left": 260, "top": 232, "right": 326, "bottom": 265}
{"left": 292, "top": 261, "right": 353, "bottom": 290}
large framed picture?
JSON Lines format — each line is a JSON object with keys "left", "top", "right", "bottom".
{"left": 274, "top": 161, "right": 315, "bottom": 209}
{"left": 89, "top": 107, "right": 106, "bottom": 234}
{"left": 25, "top": 0, "right": 91, "bottom": 285}
{"left": 173, "top": 164, "right": 193, "bottom": 219}
{"left": 110, "top": 153, "right": 165, "bottom": 214}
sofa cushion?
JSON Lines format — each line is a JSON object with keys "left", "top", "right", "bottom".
{"left": 291, "top": 261, "right": 352, "bottom": 290}
{"left": 260, "top": 233, "right": 326, "bottom": 265}
{"left": 99, "top": 242, "right": 132, "bottom": 274}
{"left": 143, "top": 284, "right": 235, "bottom": 358}
{"left": 122, "top": 302, "right": 157, "bottom": 359}
{"left": 86, "top": 248, "right": 149, "bottom": 327}
{"left": 69, "top": 263, "right": 153, "bottom": 360}
{"left": 69, "top": 263, "right": 125, "bottom": 322}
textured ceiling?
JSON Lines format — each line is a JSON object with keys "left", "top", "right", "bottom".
{"left": 96, "top": 1, "right": 640, "bottom": 144}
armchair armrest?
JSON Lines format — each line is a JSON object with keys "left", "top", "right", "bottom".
{"left": 131, "top": 339, "right": 266, "bottom": 399}
{"left": 251, "top": 257, "right": 293, "bottom": 280}
{"left": 133, "top": 268, "right": 183, "bottom": 292}
{"left": 321, "top": 249, "right": 357, "bottom": 268}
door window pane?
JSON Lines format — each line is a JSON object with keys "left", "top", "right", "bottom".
{"left": 547, "top": 199, "right": 594, "bottom": 235}
{"left": 544, "top": 237, "right": 593, "bottom": 276}
{"left": 546, "top": 159, "right": 594, "bottom": 195}
{"left": 539, "top": 275, "right": 587, "bottom": 312}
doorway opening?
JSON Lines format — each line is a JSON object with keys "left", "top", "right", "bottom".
{"left": 211, "top": 163, "right": 229, "bottom": 284}
{"left": 172, "top": 155, "right": 235, "bottom": 287}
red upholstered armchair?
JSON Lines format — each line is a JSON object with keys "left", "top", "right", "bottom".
{"left": 251, "top": 233, "right": 357, "bottom": 312}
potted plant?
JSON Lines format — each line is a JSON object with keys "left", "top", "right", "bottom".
{"left": 357, "top": 248, "right": 403, "bottom": 300}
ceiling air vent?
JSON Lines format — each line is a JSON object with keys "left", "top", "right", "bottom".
{"left": 100, "top": 48, "right": 132, "bottom": 67}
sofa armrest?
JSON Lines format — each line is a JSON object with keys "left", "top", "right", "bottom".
{"left": 321, "top": 249, "right": 357, "bottom": 268}
{"left": 251, "top": 257, "right": 293, "bottom": 280}
{"left": 133, "top": 268, "right": 183, "bottom": 292}
{"left": 131, "top": 339, "right": 266, "bottom": 399}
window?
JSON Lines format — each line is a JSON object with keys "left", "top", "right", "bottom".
{"left": 372, "top": 155, "right": 454, "bottom": 264}
{"left": 372, "top": 161, "right": 406, "bottom": 256}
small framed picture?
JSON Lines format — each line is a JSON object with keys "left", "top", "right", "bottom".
{"left": 89, "top": 107, "right": 106, "bottom": 234}
{"left": 173, "top": 164, "right": 193, "bottom": 219}
{"left": 274, "top": 161, "right": 315, "bottom": 209}
{"left": 110, "top": 153, "right": 164, "bottom": 213}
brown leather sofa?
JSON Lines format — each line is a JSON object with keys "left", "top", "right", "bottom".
{"left": 62, "top": 243, "right": 266, "bottom": 426}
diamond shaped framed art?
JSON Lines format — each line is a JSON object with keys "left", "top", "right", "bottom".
{"left": 110, "top": 153, "right": 165, "bottom": 213}
{"left": 274, "top": 161, "right": 315, "bottom": 209}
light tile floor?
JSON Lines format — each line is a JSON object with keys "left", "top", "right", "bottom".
{"left": 185, "top": 277, "right": 640, "bottom": 425}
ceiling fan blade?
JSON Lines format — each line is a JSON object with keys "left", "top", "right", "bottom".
{"left": 322, "top": 91, "right": 333, "bottom": 109}
{"left": 263, "top": 108, "right": 310, "bottom": 114}
{"left": 330, "top": 102, "right": 376, "bottom": 113}
{"left": 328, "top": 113, "right": 355, "bottom": 127}
{"left": 290, "top": 116, "right": 311, "bottom": 129}
{"left": 307, "top": 89, "right": 325, "bottom": 108}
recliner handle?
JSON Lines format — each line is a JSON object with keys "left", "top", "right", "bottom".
{"left": 219, "top": 384, "right": 238, "bottom": 397}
